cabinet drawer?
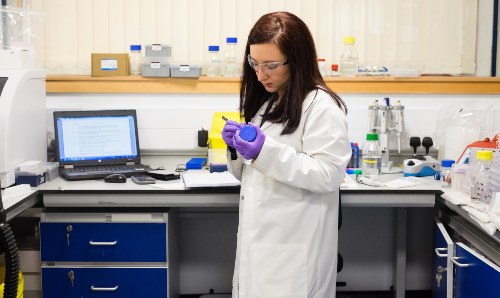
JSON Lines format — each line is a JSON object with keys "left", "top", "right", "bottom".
{"left": 42, "top": 267, "right": 167, "bottom": 297}
{"left": 40, "top": 222, "right": 167, "bottom": 262}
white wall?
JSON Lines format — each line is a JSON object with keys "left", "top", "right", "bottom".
{"left": 46, "top": 93, "right": 500, "bottom": 161}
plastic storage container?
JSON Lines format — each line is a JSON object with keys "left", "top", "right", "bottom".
{"left": 361, "top": 133, "right": 382, "bottom": 177}
{"left": 471, "top": 150, "right": 493, "bottom": 204}
{"left": 222, "top": 37, "right": 240, "bottom": 77}
{"left": 145, "top": 44, "right": 172, "bottom": 58}
{"left": 205, "top": 45, "right": 221, "bottom": 77}
{"left": 170, "top": 64, "right": 202, "bottom": 77}
{"left": 129, "top": 45, "right": 142, "bottom": 75}
{"left": 339, "top": 36, "right": 358, "bottom": 77}
{"left": 440, "top": 159, "right": 455, "bottom": 188}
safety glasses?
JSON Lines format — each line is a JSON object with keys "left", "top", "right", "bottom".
{"left": 247, "top": 55, "right": 288, "bottom": 75}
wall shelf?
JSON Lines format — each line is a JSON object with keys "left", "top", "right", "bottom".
{"left": 46, "top": 75, "right": 500, "bottom": 95}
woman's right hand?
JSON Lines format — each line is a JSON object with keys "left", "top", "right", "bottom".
{"left": 221, "top": 120, "right": 243, "bottom": 148}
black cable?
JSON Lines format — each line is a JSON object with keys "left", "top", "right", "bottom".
{"left": 492, "top": 0, "right": 499, "bottom": 76}
{"left": 0, "top": 182, "right": 21, "bottom": 298}
{"left": 0, "top": 223, "right": 20, "bottom": 298}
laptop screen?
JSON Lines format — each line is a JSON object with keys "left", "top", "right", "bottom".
{"left": 53, "top": 110, "right": 141, "bottom": 166}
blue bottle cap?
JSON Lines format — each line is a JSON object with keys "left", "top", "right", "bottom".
{"left": 226, "top": 37, "right": 238, "bottom": 44}
{"left": 208, "top": 45, "right": 219, "bottom": 52}
{"left": 441, "top": 159, "right": 455, "bottom": 167}
{"left": 239, "top": 125, "right": 256, "bottom": 142}
{"left": 130, "top": 45, "right": 142, "bottom": 51}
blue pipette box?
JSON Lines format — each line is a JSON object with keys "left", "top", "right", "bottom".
{"left": 186, "top": 158, "right": 207, "bottom": 170}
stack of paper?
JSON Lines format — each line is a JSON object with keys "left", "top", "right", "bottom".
{"left": 182, "top": 171, "right": 240, "bottom": 188}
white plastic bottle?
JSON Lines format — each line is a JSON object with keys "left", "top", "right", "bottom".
{"left": 361, "top": 133, "right": 382, "bottom": 178}
{"left": 205, "top": 45, "right": 221, "bottom": 77}
{"left": 471, "top": 150, "right": 493, "bottom": 205}
{"left": 223, "top": 37, "right": 240, "bottom": 77}
{"left": 129, "top": 44, "right": 143, "bottom": 75}
{"left": 339, "top": 36, "right": 358, "bottom": 77}
{"left": 440, "top": 159, "right": 455, "bottom": 188}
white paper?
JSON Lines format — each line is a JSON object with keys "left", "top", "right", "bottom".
{"left": 385, "top": 177, "right": 424, "bottom": 188}
{"left": 182, "top": 171, "right": 240, "bottom": 188}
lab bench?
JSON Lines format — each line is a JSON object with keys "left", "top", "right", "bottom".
{"left": 34, "top": 175, "right": 441, "bottom": 298}
{"left": 5, "top": 174, "right": 499, "bottom": 297}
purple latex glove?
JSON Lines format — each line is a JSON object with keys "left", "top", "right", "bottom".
{"left": 221, "top": 120, "right": 243, "bottom": 148}
{"left": 233, "top": 122, "right": 266, "bottom": 160}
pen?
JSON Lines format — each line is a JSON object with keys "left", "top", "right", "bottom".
{"left": 221, "top": 116, "right": 257, "bottom": 142}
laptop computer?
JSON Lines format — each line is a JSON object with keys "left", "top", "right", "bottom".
{"left": 53, "top": 109, "right": 151, "bottom": 181}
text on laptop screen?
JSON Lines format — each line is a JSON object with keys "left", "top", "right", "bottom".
{"left": 56, "top": 115, "right": 138, "bottom": 162}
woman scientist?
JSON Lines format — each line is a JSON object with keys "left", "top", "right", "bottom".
{"left": 222, "top": 11, "right": 351, "bottom": 298}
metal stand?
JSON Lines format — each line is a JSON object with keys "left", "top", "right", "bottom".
{"left": 369, "top": 98, "right": 405, "bottom": 174}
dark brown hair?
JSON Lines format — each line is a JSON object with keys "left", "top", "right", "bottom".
{"left": 240, "top": 11, "right": 347, "bottom": 134}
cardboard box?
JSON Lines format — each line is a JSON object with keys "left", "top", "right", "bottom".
{"left": 91, "top": 53, "right": 129, "bottom": 76}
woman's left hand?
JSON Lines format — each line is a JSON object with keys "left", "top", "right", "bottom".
{"left": 233, "top": 122, "right": 266, "bottom": 160}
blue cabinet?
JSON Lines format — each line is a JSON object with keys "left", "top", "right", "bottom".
{"left": 453, "top": 242, "right": 500, "bottom": 298}
{"left": 40, "top": 212, "right": 178, "bottom": 298}
{"left": 433, "top": 218, "right": 454, "bottom": 298}
{"left": 42, "top": 267, "right": 168, "bottom": 298}
{"left": 40, "top": 222, "right": 167, "bottom": 262}
{"left": 433, "top": 217, "right": 500, "bottom": 298}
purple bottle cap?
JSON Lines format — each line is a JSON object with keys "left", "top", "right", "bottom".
{"left": 240, "top": 125, "right": 257, "bottom": 142}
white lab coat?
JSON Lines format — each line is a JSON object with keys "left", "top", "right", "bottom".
{"left": 228, "top": 88, "right": 351, "bottom": 298}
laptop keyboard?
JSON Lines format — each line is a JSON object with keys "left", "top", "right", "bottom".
{"left": 64, "top": 164, "right": 149, "bottom": 174}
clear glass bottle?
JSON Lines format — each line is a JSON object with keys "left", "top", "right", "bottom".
{"left": 471, "top": 150, "right": 493, "bottom": 204}
{"left": 339, "top": 36, "right": 358, "bottom": 77}
{"left": 361, "top": 133, "right": 382, "bottom": 178}
{"left": 205, "top": 45, "right": 221, "bottom": 77}
{"left": 129, "top": 44, "right": 143, "bottom": 75}
{"left": 317, "top": 58, "right": 326, "bottom": 76}
{"left": 222, "top": 37, "right": 240, "bottom": 77}
{"left": 440, "top": 159, "right": 455, "bottom": 188}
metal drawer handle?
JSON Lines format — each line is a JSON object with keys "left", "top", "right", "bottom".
{"left": 89, "top": 240, "right": 118, "bottom": 246}
{"left": 451, "top": 257, "right": 470, "bottom": 267}
{"left": 434, "top": 248, "right": 448, "bottom": 257}
{"left": 90, "top": 285, "right": 119, "bottom": 291}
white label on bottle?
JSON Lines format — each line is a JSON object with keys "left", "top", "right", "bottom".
{"left": 179, "top": 65, "right": 190, "bottom": 72}
{"left": 150, "top": 62, "right": 161, "bottom": 69}
{"left": 152, "top": 44, "right": 161, "bottom": 51}
{"left": 100, "top": 59, "right": 118, "bottom": 70}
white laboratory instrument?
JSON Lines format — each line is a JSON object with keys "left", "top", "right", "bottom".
{"left": 0, "top": 69, "right": 47, "bottom": 187}
{"left": 402, "top": 156, "right": 440, "bottom": 177}
{"left": 368, "top": 98, "right": 405, "bottom": 173}
{"left": 402, "top": 136, "right": 440, "bottom": 177}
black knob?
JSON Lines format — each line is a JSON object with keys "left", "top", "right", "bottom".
{"left": 409, "top": 137, "right": 421, "bottom": 156}
{"left": 422, "top": 137, "right": 433, "bottom": 155}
